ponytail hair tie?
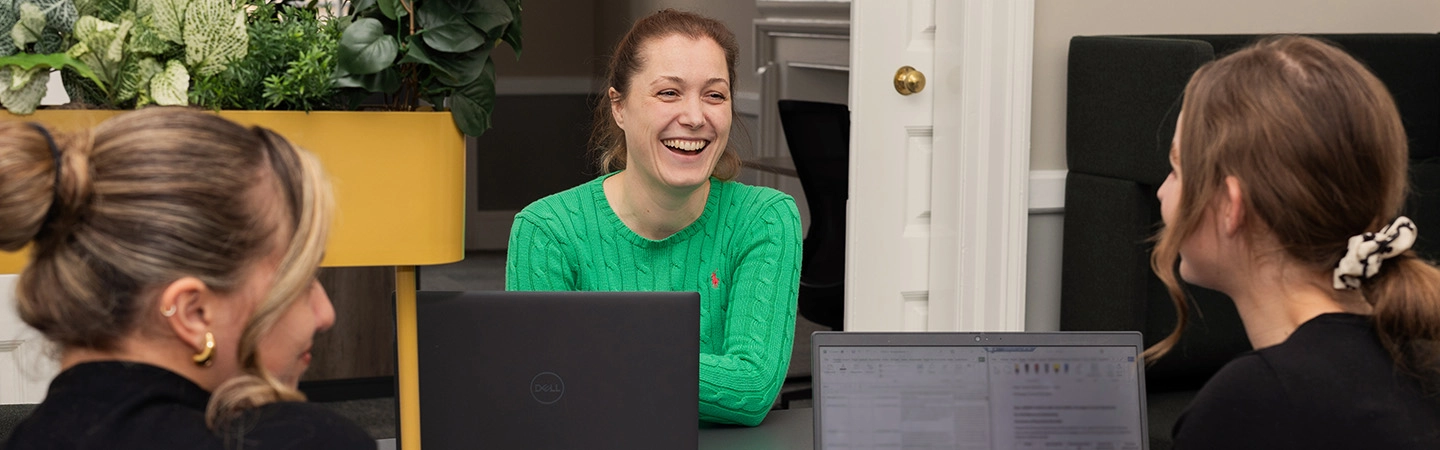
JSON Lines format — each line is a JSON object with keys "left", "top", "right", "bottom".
{"left": 1334, "top": 216, "right": 1417, "bottom": 290}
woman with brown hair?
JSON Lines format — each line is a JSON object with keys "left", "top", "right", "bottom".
{"left": 506, "top": 9, "right": 802, "bottom": 426}
{"left": 1152, "top": 36, "right": 1440, "bottom": 448}
{"left": 0, "top": 108, "right": 372, "bottom": 449}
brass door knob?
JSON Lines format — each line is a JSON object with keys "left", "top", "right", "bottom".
{"left": 894, "top": 66, "right": 926, "bottom": 95}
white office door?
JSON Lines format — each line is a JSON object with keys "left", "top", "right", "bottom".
{"left": 847, "top": 0, "right": 1034, "bottom": 332}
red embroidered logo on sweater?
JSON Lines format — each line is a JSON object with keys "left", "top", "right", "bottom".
{"left": 711, "top": 272, "right": 719, "bottom": 288}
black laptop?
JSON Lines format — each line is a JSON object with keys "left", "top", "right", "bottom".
{"left": 416, "top": 291, "right": 700, "bottom": 449}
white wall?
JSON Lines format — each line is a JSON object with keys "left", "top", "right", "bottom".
{"left": 0, "top": 275, "right": 57, "bottom": 404}
{"left": 1030, "top": 0, "right": 1440, "bottom": 170}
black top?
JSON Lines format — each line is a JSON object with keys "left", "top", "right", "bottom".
{"left": 2, "top": 361, "right": 373, "bottom": 450}
{"left": 1173, "top": 313, "right": 1440, "bottom": 449}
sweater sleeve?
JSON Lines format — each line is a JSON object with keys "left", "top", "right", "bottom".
{"left": 505, "top": 209, "right": 576, "bottom": 291}
{"left": 697, "top": 195, "right": 802, "bottom": 426}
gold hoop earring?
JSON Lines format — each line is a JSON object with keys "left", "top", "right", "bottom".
{"left": 161, "top": 305, "right": 177, "bottom": 317}
{"left": 193, "top": 332, "right": 215, "bottom": 367}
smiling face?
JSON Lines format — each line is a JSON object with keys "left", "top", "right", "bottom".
{"left": 610, "top": 33, "right": 732, "bottom": 191}
{"left": 217, "top": 166, "right": 335, "bottom": 389}
{"left": 257, "top": 278, "right": 334, "bottom": 386}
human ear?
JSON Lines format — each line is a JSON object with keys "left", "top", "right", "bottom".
{"left": 158, "top": 277, "right": 213, "bottom": 355}
{"left": 1221, "top": 176, "right": 1246, "bottom": 236}
{"left": 609, "top": 87, "right": 624, "bottom": 128}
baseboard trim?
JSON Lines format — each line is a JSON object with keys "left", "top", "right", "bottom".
{"left": 1028, "top": 169, "right": 1066, "bottom": 214}
{"left": 299, "top": 376, "right": 396, "bottom": 402}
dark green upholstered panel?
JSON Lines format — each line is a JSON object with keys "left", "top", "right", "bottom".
{"left": 1151, "top": 33, "right": 1440, "bottom": 160}
{"left": 1406, "top": 161, "right": 1440, "bottom": 260}
{"left": 0, "top": 403, "right": 37, "bottom": 445}
{"left": 1060, "top": 172, "right": 1250, "bottom": 393}
{"left": 1066, "top": 37, "right": 1213, "bottom": 184}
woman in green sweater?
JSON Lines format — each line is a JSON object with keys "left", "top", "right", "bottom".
{"left": 505, "top": 9, "right": 802, "bottom": 426}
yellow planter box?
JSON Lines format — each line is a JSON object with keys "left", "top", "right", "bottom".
{"left": 0, "top": 109, "right": 466, "bottom": 273}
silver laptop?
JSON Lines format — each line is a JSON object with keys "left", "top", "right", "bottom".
{"left": 812, "top": 331, "right": 1148, "bottom": 450}
{"left": 416, "top": 291, "right": 700, "bottom": 449}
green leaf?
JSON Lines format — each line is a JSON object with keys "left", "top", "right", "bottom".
{"left": 72, "top": 0, "right": 98, "bottom": 17}
{"left": 375, "top": 0, "right": 398, "bottom": 21}
{"left": 114, "top": 56, "right": 161, "bottom": 102}
{"left": 349, "top": 0, "right": 377, "bottom": 16}
{"left": 416, "top": 1, "right": 485, "bottom": 53}
{"left": 69, "top": 16, "right": 123, "bottom": 83}
{"left": 11, "top": 2, "right": 46, "bottom": 50}
{"left": 332, "top": 66, "right": 398, "bottom": 93}
{"left": 0, "top": 4, "right": 17, "bottom": 57}
{"left": 337, "top": 17, "right": 396, "bottom": 75}
{"left": 31, "top": 0, "right": 79, "bottom": 33}
{"left": 134, "top": 0, "right": 154, "bottom": 18}
{"left": 91, "top": 0, "right": 128, "bottom": 21}
{"left": 149, "top": 59, "right": 187, "bottom": 105}
{"left": 104, "top": 14, "right": 131, "bottom": 65}
{"left": 150, "top": 0, "right": 185, "bottom": 43}
{"left": 184, "top": 2, "right": 248, "bottom": 77}
{"left": 126, "top": 18, "right": 171, "bottom": 55}
{"left": 501, "top": 0, "right": 521, "bottom": 58}
{"left": 0, "top": 66, "right": 48, "bottom": 114}
{"left": 439, "top": 0, "right": 510, "bottom": 39}
{"left": 34, "top": 27, "right": 62, "bottom": 53}
{"left": 0, "top": 51, "right": 105, "bottom": 91}
{"left": 399, "top": 34, "right": 488, "bottom": 87}
{"left": 449, "top": 58, "right": 495, "bottom": 136}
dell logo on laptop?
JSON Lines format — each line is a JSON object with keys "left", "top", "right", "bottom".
{"left": 530, "top": 372, "right": 565, "bottom": 404}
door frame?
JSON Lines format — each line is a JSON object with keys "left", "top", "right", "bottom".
{"left": 848, "top": 0, "right": 1034, "bottom": 331}
{"left": 928, "top": 0, "right": 1035, "bottom": 331}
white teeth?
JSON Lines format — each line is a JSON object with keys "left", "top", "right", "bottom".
{"left": 662, "top": 139, "right": 707, "bottom": 151}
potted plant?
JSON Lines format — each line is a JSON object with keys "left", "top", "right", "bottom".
{"left": 0, "top": 0, "right": 523, "bottom": 269}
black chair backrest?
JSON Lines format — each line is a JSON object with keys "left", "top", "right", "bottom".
{"left": 778, "top": 99, "right": 850, "bottom": 329}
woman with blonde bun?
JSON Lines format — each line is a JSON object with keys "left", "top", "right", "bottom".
{"left": 1, "top": 108, "right": 373, "bottom": 449}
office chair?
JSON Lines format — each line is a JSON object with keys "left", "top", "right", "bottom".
{"left": 773, "top": 99, "right": 850, "bottom": 410}
{"left": 777, "top": 99, "right": 850, "bottom": 332}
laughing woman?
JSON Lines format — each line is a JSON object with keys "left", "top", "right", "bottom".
{"left": 505, "top": 9, "right": 802, "bottom": 426}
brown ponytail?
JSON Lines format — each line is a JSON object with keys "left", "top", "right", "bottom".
{"left": 1362, "top": 255, "right": 1440, "bottom": 384}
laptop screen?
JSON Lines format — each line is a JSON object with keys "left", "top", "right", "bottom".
{"left": 813, "top": 332, "right": 1146, "bottom": 450}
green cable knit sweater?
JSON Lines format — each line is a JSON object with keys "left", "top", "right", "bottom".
{"left": 505, "top": 173, "right": 802, "bottom": 426}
